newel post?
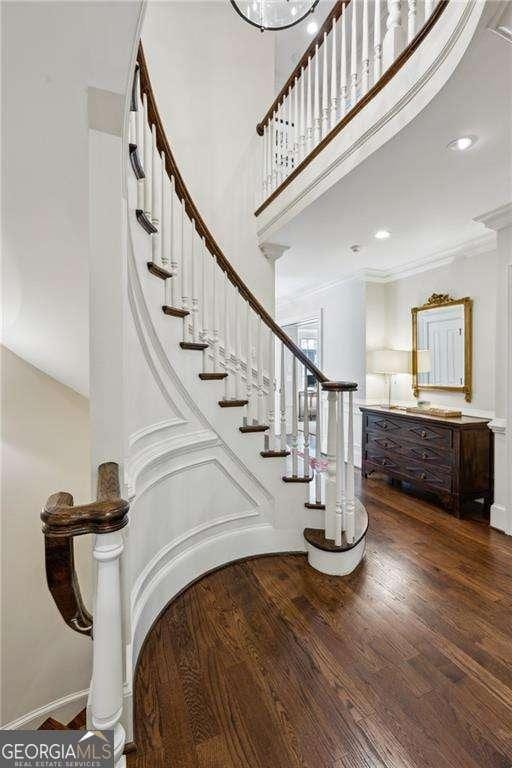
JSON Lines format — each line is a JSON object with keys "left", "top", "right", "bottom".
{"left": 383, "top": 0, "right": 405, "bottom": 70}
{"left": 91, "top": 531, "right": 126, "bottom": 767}
{"left": 324, "top": 389, "right": 337, "bottom": 540}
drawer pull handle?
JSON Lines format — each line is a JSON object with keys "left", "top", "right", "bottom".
{"left": 381, "top": 459, "right": 386, "bottom": 466}
{"left": 382, "top": 424, "right": 388, "bottom": 430}
{"left": 422, "top": 452, "right": 428, "bottom": 459}
{"left": 420, "top": 472, "right": 427, "bottom": 480}
{"left": 421, "top": 430, "right": 427, "bottom": 439}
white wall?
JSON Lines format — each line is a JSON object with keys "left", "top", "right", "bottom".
{"left": 0, "top": 346, "right": 92, "bottom": 727}
{"left": 142, "top": 0, "right": 276, "bottom": 313}
{"left": 366, "top": 250, "right": 498, "bottom": 414}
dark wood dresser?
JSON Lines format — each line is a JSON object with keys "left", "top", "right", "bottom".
{"left": 360, "top": 406, "right": 493, "bottom": 517}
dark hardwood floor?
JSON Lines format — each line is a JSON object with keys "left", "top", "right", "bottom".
{"left": 129, "top": 475, "right": 512, "bottom": 768}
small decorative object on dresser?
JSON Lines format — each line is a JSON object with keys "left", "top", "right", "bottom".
{"left": 360, "top": 406, "right": 493, "bottom": 518}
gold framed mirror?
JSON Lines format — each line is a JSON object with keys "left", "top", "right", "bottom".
{"left": 411, "top": 293, "right": 473, "bottom": 402}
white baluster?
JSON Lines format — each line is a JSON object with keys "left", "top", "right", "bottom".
{"left": 315, "top": 379, "right": 322, "bottom": 505}
{"left": 330, "top": 17, "right": 338, "bottom": 130}
{"left": 350, "top": 1, "right": 358, "bottom": 106}
{"left": 245, "top": 303, "right": 253, "bottom": 424}
{"left": 299, "top": 67, "right": 306, "bottom": 160}
{"left": 383, "top": 0, "right": 405, "bottom": 70}
{"left": 212, "top": 256, "right": 219, "bottom": 372}
{"left": 287, "top": 86, "right": 294, "bottom": 173}
{"left": 306, "top": 56, "right": 313, "bottom": 154}
{"left": 280, "top": 343, "right": 287, "bottom": 453}
{"left": 276, "top": 103, "right": 283, "bottom": 186}
{"left": 151, "top": 126, "right": 160, "bottom": 262}
{"left": 424, "top": 0, "right": 434, "bottom": 22}
{"left": 374, "top": 0, "right": 383, "bottom": 83}
{"left": 223, "top": 270, "right": 230, "bottom": 399}
{"left": 362, "top": 0, "right": 370, "bottom": 95}
{"left": 325, "top": 388, "right": 337, "bottom": 540}
{"left": 90, "top": 532, "right": 125, "bottom": 767}
{"left": 293, "top": 75, "right": 299, "bottom": 166}
{"left": 172, "top": 186, "right": 181, "bottom": 310}
{"left": 335, "top": 391, "right": 346, "bottom": 547}
{"left": 340, "top": 10, "right": 348, "bottom": 117}
{"left": 257, "top": 317, "right": 265, "bottom": 425}
{"left": 235, "top": 290, "right": 243, "bottom": 399}
{"left": 201, "top": 238, "right": 208, "bottom": 365}
{"left": 322, "top": 32, "right": 329, "bottom": 137}
{"left": 267, "top": 119, "right": 273, "bottom": 192}
{"left": 143, "top": 95, "right": 152, "bottom": 220}
{"left": 135, "top": 83, "right": 144, "bottom": 211}
{"left": 190, "top": 219, "right": 199, "bottom": 343}
{"left": 303, "top": 366, "right": 310, "bottom": 479}
{"left": 161, "top": 153, "right": 170, "bottom": 271}
{"left": 291, "top": 356, "right": 298, "bottom": 477}
{"left": 407, "top": 0, "right": 417, "bottom": 42}
{"left": 313, "top": 44, "right": 321, "bottom": 145}
{"left": 345, "top": 389, "right": 355, "bottom": 543}
{"left": 272, "top": 112, "right": 278, "bottom": 190}
{"left": 181, "top": 203, "right": 189, "bottom": 339}
{"left": 262, "top": 125, "right": 268, "bottom": 199}
{"left": 267, "top": 330, "right": 276, "bottom": 451}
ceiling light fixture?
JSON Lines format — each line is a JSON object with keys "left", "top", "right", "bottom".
{"left": 447, "top": 135, "right": 477, "bottom": 152}
{"left": 374, "top": 230, "right": 391, "bottom": 240}
{"left": 232, "top": 0, "right": 319, "bottom": 31}
{"left": 307, "top": 19, "right": 319, "bottom": 34}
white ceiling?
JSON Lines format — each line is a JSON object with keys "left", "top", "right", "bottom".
{"left": 275, "top": 22, "right": 512, "bottom": 301}
{"left": 1, "top": 1, "right": 141, "bottom": 396}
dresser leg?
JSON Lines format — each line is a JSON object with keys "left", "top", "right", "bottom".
{"left": 452, "top": 495, "right": 462, "bottom": 518}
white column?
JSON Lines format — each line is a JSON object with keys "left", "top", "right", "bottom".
{"left": 325, "top": 389, "right": 337, "bottom": 540}
{"left": 90, "top": 532, "right": 125, "bottom": 767}
{"left": 345, "top": 390, "right": 355, "bottom": 543}
{"left": 303, "top": 366, "right": 310, "bottom": 479}
{"left": 383, "top": 0, "right": 405, "bottom": 70}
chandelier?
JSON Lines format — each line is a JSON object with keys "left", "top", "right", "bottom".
{"left": 230, "top": 0, "right": 320, "bottom": 31}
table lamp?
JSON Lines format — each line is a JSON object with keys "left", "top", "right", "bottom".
{"left": 367, "top": 348, "right": 411, "bottom": 409}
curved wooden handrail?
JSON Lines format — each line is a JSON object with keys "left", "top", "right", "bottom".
{"left": 137, "top": 43, "right": 330, "bottom": 384}
{"left": 256, "top": 0, "right": 350, "bottom": 136}
{"left": 41, "top": 462, "right": 129, "bottom": 637}
{"left": 254, "top": 0, "right": 449, "bottom": 217}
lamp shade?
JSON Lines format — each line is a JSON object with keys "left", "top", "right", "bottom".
{"left": 367, "top": 348, "right": 411, "bottom": 374}
{"left": 416, "top": 349, "right": 431, "bottom": 374}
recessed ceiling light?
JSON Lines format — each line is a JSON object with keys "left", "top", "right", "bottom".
{"left": 374, "top": 229, "right": 391, "bottom": 240}
{"left": 447, "top": 135, "right": 477, "bottom": 152}
{"left": 307, "top": 19, "right": 318, "bottom": 34}
{"left": 291, "top": 5, "right": 298, "bottom": 16}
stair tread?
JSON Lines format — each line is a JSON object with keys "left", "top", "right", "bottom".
{"left": 239, "top": 424, "right": 269, "bottom": 433}
{"left": 304, "top": 526, "right": 367, "bottom": 552}
{"left": 148, "top": 262, "right": 172, "bottom": 280}
{"left": 162, "top": 305, "right": 189, "bottom": 318}
{"left": 67, "top": 709, "right": 87, "bottom": 730}
{"left": 39, "top": 717, "right": 69, "bottom": 730}
{"left": 136, "top": 210, "right": 157, "bottom": 234}
{"left": 283, "top": 475, "right": 314, "bottom": 483}
{"left": 219, "top": 399, "right": 248, "bottom": 407}
{"left": 180, "top": 342, "right": 209, "bottom": 350}
{"left": 199, "top": 372, "right": 227, "bottom": 380}
{"left": 260, "top": 450, "right": 290, "bottom": 458}
{"left": 305, "top": 502, "right": 326, "bottom": 510}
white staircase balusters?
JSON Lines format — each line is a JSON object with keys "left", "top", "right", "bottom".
{"left": 287, "top": 86, "right": 294, "bottom": 174}
{"left": 362, "top": 0, "right": 370, "bottom": 95}
{"left": 280, "top": 342, "right": 287, "bottom": 453}
{"left": 245, "top": 302, "right": 253, "bottom": 424}
{"left": 267, "top": 118, "right": 273, "bottom": 193}
{"left": 272, "top": 112, "right": 278, "bottom": 191}
{"left": 303, "top": 366, "right": 310, "bottom": 480}
{"left": 306, "top": 56, "right": 313, "bottom": 154}
{"left": 191, "top": 219, "right": 200, "bottom": 343}
{"left": 299, "top": 67, "right": 306, "bottom": 161}
{"left": 408, "top": 0, "right": 417, "bottom": 42}
{"left": 340, "top": 9, "right": 348, "bottom": 118}
{"left": 135, "top": 81, "right": 144, "bottom": 211}
{"left": 335, "top": 391, "right": 346, "bottom": 547}
{"left": 212, "top": 255, "right": 219, "bottom": 372}
{"left": 350, "top": 1, "right": 359, "bottom": 107}
{"left": 257, "top": 317, "right": 265, "bottom": 425}
{"left": 313, "top": 44, "right": 321, "bottom": 146}
{"left": 276, "top": 103, "right": 283, "bottom": 187}
{"left": 383, "top": 0, "right": 405, "bottom": 70}
{"left": 143, "top": 95, "right": 152, "bottom": 221}
{"left": 291, "top": 356, "right": 298, "bottom": 477}
{"left": 321, "top": 32, "right": 329, "bottom": 138}
{"left": 235, "top": 290, "right": 243, "bottom": 399}
{"left": 223, "top": 270, "right": 231, "bottom": 399}
{"left": 314, "top": 379, "right": 322, "bottom": 505}
{"left": 169, "top": 177, "right": 179, "bottom": 308}
{"left": 181, "top": 202, "right": 189, "bottom": 338}
{"left": 267, "top": 329, "right": 276, "bottom": 451}
{"left": 293, "top": 75, "right": 299, "bottom": 166}
{"left": 345, "top": 390, "right": 356, "bottom": 543}
{"left": 324, "top": 390, "right": 337, "bottom": 540}
{"left": 330, "top": 17, "right": 338, "bottom": 130}
{"left": 201, "top": 237, "right": 208, "bottom": 365}
{"left": 374, "top": 0, "right": 383, "bottom": 85}
{"left": 424, "top": 0, "right": 434, "bottom": 22}
{"left": 151, "top": 126, "right": 160, "bottom": 264}
{"left": 262, "top": 123, "right": 268, "bottom": 200}
{"left": 161, "top": 156, "right": 171, "bottom": 273}
{"left": 90, "top": 531, "right": 125, "bottom": 768}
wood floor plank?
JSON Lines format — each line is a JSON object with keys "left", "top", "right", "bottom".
{"left": 131, "top": 476, "right": 512, "bottom": 768}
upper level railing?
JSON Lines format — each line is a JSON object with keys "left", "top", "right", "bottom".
{"left": 42, "top": 463, "right": 129, "bottom": 766}
{"left": 255, "top": 0, "right": 448, "bottom": 214}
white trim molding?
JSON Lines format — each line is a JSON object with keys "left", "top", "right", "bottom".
{"left": 489, "top": 418, "right": 510, "bottom": 534}
{"left": 3, "top": 689, "right": 89, "bottom": 731}
{"left": 259, "top": 242, "right": 290, "bottom": 263}
{"left": 474, "top": 202, "right": 512, "bottom": 232}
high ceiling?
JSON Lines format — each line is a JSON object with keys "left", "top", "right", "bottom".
{"left": 275, "top": 21, "right": 512, "bottom": 301}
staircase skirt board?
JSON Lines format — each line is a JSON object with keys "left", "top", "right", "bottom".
{"left": 136, "top": 209, "right": 157, "bottom": 234}
{"left": 147, "top": 262, "right": 173, "bottom": 280}
{"left": 218, "top": 399, "right": 249, "bottom": 407}
{"left": 162, "top": 305, "right": 189, "bottom": 318}
{"left": 305, "top": 502, "right": 326, "bottom": 510}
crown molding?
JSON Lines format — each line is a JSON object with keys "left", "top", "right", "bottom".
{"left": 278, "top": 232, "right": 496, "bottom": 307}
{"left": 474, "top": 203, "right": 512, "bottom": 232}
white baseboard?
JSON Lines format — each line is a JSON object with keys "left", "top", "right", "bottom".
{"left": 491, "top": 503, "right": 510, "bottom": 534}
{"left": 2, "top": 688, "right": 89, "bottom": 730}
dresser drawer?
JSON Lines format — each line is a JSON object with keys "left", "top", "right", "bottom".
{"left": 365, "top": 448, "right": 452, "bottom": 491}
{"left": 366, "top": 413, "right": 452, "bottom": 449}
{"left": 366, "top": 432, "right": 452, "bottom": 467}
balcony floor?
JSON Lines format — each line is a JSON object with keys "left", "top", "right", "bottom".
{"left": 128, "top": 474, "right": 512, "bottom": 768}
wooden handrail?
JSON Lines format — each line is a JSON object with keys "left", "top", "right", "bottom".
{"left": 41, "top": 462, "right": 129, "bottom": 637}
{"left": 137, "top": 43, "right": 331, "bottom": 384}
{"left": 256, "top": 0, "right": 350, "bottom": 136}
{"left": 254, "top": 0, "right": 449, "bottom": 217}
